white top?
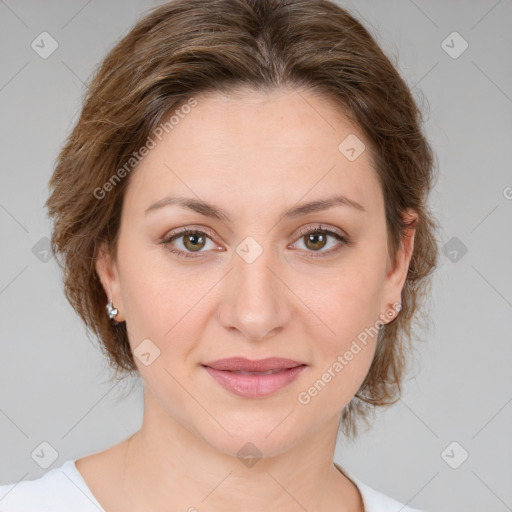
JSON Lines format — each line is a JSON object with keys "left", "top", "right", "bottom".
{"left": 0, "top": 460, "right": 428, "bottom": 512}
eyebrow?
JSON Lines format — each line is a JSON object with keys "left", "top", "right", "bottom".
{"left": 144, "top": 194, "right": 366, "bottom": 222}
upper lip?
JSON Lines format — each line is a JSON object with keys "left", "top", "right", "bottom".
{"left": 203, "top": 357, "right": 305, "bottom": 372}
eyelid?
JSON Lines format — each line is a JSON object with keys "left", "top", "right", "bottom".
{"left": 163, "top": 225, "right": 217, "bottom": 241}
{"left": 162, "top": 223, "right": 350, "bottom": 258}
{"left": 293, "top": 223, "right": 347, "bottom": 240}
{"left": 288, "top": 223, "right": 351, "bottom": 258}
{"left": 161, "top": 226, "right": 223, "bottom": 259}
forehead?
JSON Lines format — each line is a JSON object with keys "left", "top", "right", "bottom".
{"left": 125, "top": 87, "right": 383, "bottom": 219}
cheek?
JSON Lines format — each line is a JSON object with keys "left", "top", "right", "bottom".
{"left": 295, "top": 250, "right": 387, "bottom": 343}
{"left": 116, "top": 242, "right": 184, "bottom": 343}
{"left": 295, "top": 271, "right": 382, "bottom": 413}
{"left": 117, "top": 242, "right": 218, "bottom": 364}
{"left": 290, "top": 248, "right": 386, "bottom": 404}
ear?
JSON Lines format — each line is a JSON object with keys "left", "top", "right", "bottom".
{"left": 380, "top": 208, "right": 417, "bottom": 323}
{"left": 95, "top": 241, "right": 125, "bottom": 322}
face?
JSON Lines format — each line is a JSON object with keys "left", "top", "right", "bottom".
{"left": 96, "top": 87, "right": 415, "bottom": 457}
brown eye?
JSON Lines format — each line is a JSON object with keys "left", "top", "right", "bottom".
{"left": 291, "top": 225, "right": 351, "bottom": 258}
{"left": 182, "top": 232, "right": 207, "bottom": 252}
{"left": 162, "top": 229, "right": 218, "bottom": 259}
{"left": 303, "top": 232, "right": 328, "bottom": 251}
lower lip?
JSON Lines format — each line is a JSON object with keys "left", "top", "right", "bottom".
{"left": 203, "top": 365, "right": 306, "bottom": 398}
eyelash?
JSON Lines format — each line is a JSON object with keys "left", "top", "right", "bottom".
{"left": 161, "top": 224, "right": 351, "bottom": 260}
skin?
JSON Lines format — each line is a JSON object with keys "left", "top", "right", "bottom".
{"left": 77, "top": 87, "right": 416, "bottom": 512}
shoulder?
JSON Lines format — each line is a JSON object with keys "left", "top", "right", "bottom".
{"left": 0, "top": 460, "right": 104, "bottom": 512}
{"left": 352, "top": 477, "right": 427, "bottom": 512}
{"left": 335, "top": 463, "right": 429, "bottom": 512}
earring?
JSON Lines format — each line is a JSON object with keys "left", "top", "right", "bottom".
{"left": 381, "top": 302, "right": 402, "bottom": 326}
{"left": 106, "top": 300, "right": 119, "bottom": 320}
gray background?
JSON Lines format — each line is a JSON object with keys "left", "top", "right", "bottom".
{"left": 1, "top": 1, "right": 511, "bottom": 511}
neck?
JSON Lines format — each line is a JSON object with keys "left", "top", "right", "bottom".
{"left": 120, "top": 386, "right": 363, "bottom": 512}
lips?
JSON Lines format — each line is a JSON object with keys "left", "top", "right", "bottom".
{"left": 203, "top": 357, "right": 304, "bottom": 372}
{"left": 202, "top": 357, "right": 306, "bottom": 398}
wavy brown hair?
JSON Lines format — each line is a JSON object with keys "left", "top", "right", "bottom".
{"left": 46, "top": 0, "right": 439, "bottom": 439}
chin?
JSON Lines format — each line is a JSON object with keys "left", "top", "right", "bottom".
{"left": 193, "top": 411, "right": 307, "bottom": 461}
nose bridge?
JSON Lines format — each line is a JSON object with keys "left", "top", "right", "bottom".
{"left": 217, "top": 236, "right": 291, "bottom": 340}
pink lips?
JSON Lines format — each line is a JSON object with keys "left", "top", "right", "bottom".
{"left": 202, "top": 357, "right": 306, "bottom": 398}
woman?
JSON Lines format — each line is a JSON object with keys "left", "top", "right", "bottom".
{"left": 0, "top": 0, "right": 439, "bottom": 510}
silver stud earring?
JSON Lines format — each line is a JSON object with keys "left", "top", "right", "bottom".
{"left": 106, "top": 300, "right": 119, "bottom": 320}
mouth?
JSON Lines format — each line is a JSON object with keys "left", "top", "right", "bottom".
{"left": 228, "top": 368, "right": 285, "bottom": 375}
{"left": 201, "top": 357, "right": 307, "bottom": 398}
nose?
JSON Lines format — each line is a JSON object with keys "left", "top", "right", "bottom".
{"left": 216, "top": 244, "right": 292, "bottom": 341}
